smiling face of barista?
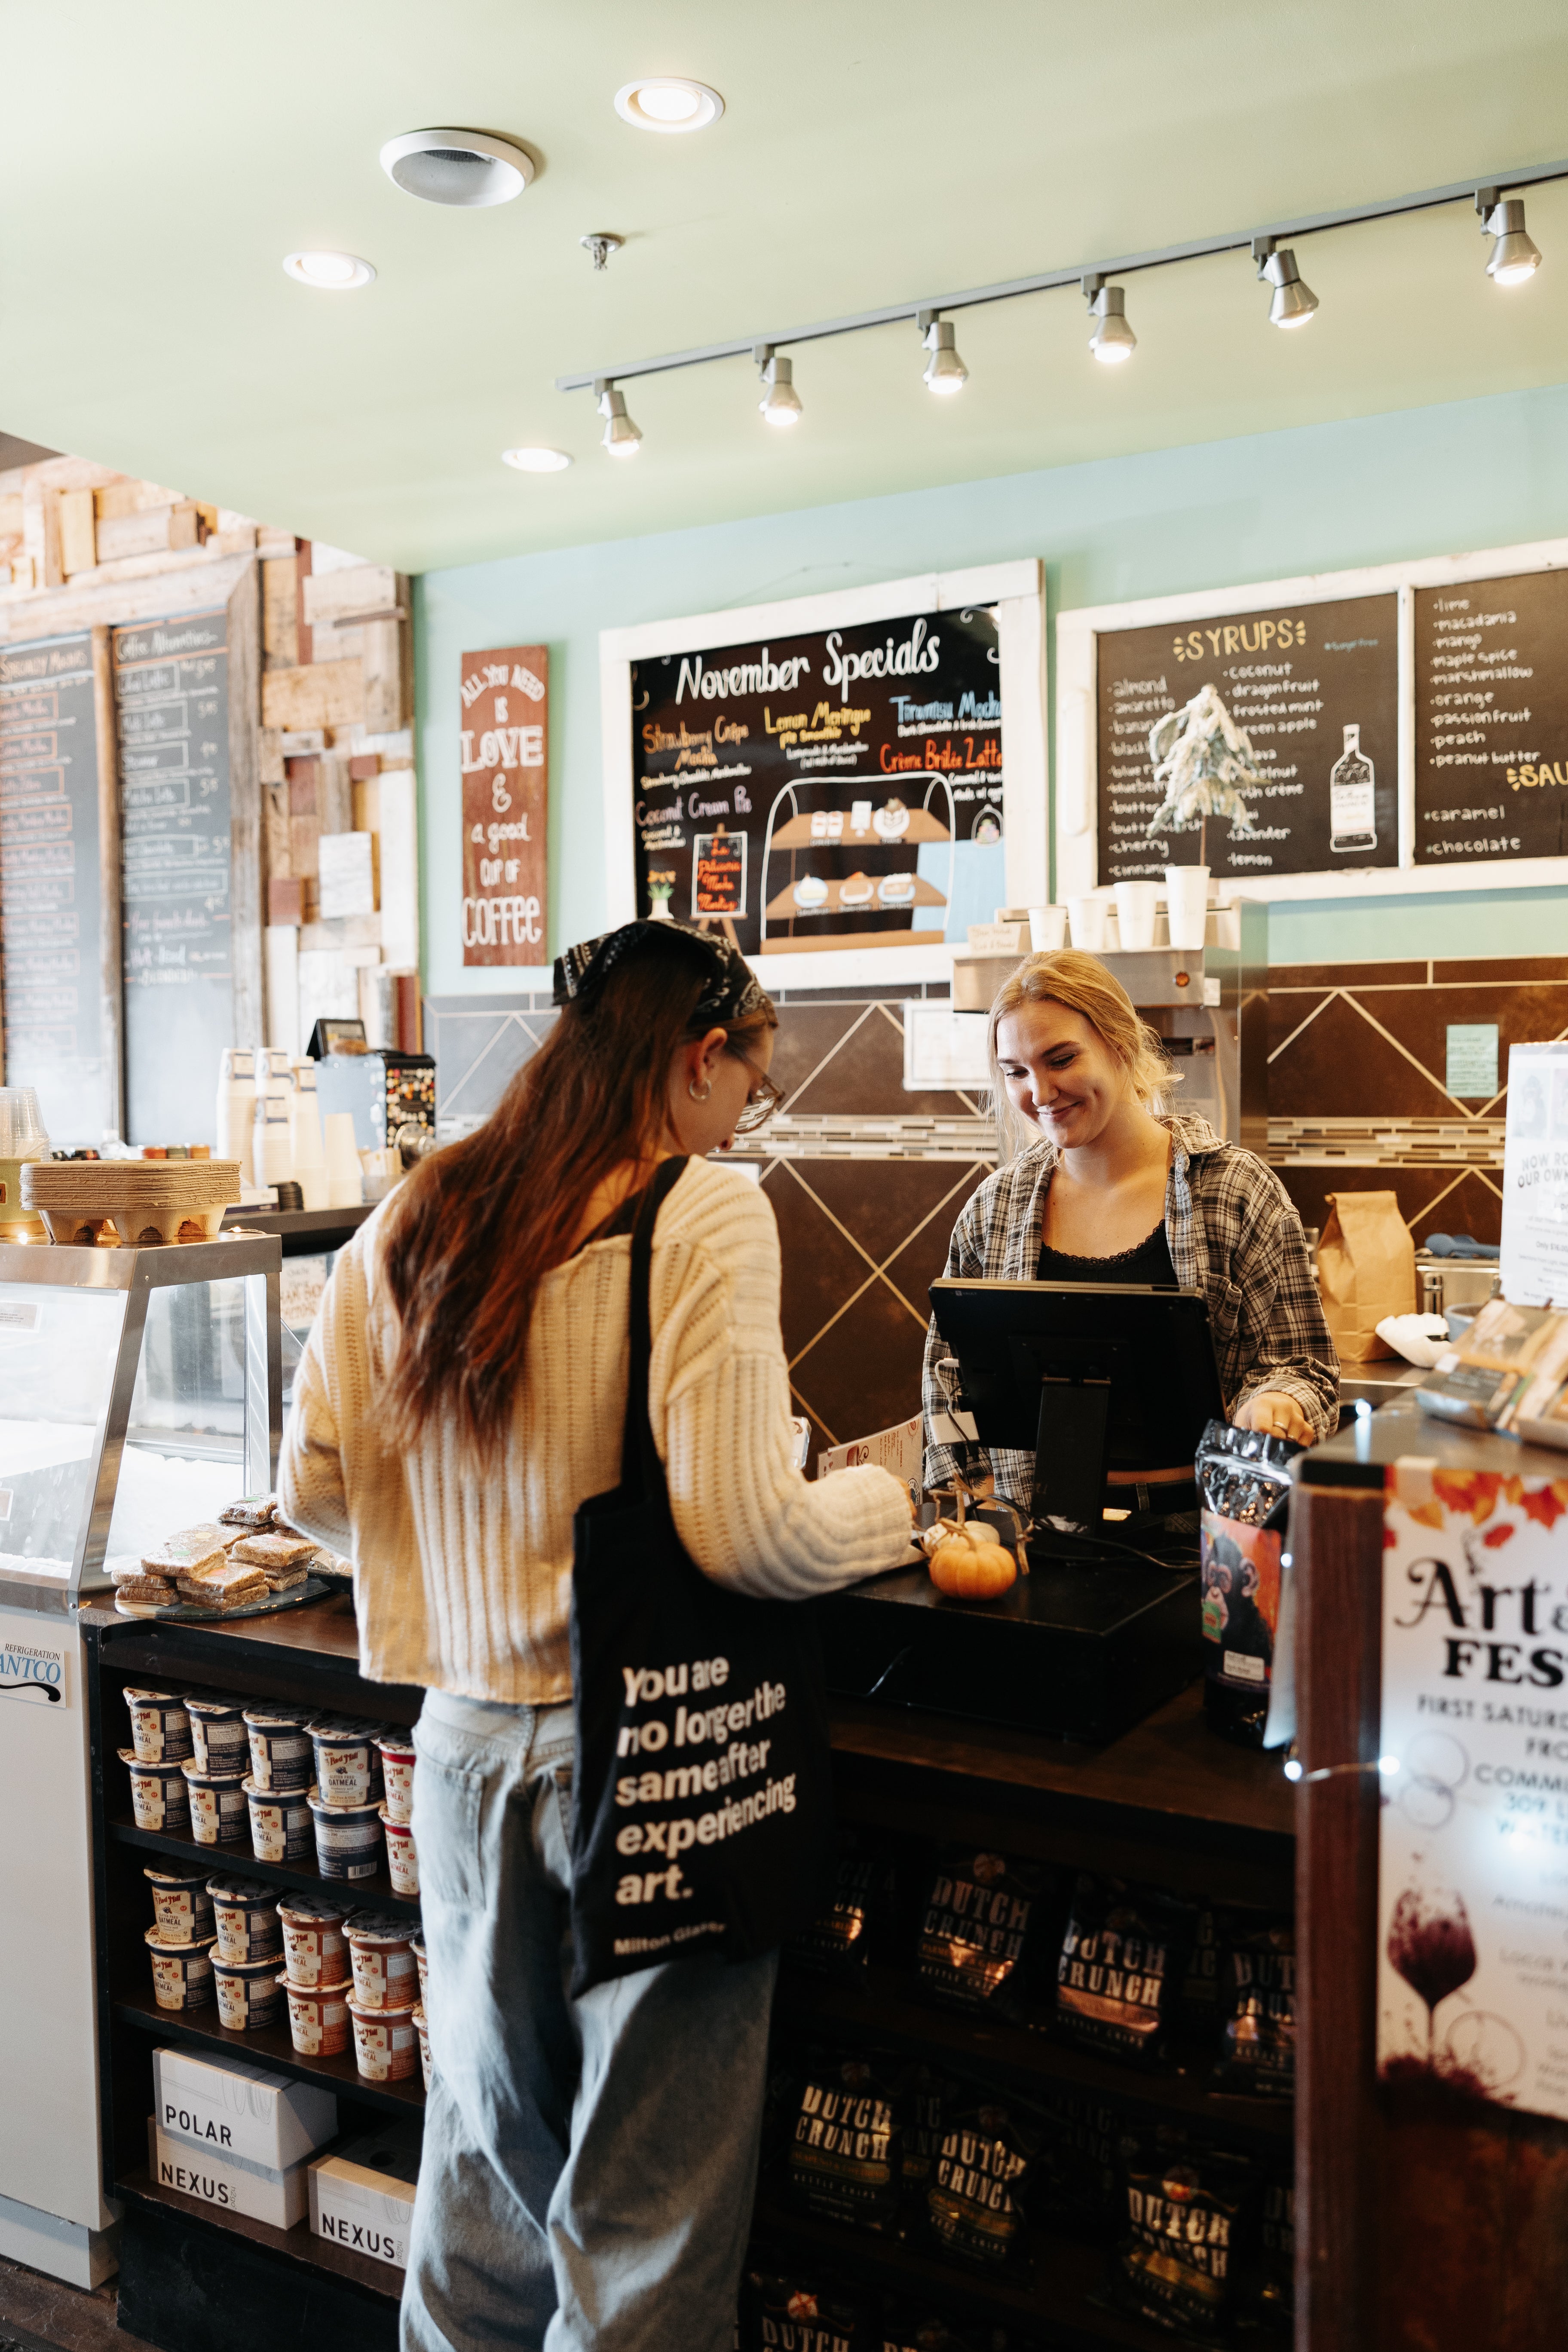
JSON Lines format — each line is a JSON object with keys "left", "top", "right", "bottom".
{"left": 993, "top": 997, "right": 1138, "bottom": 1149}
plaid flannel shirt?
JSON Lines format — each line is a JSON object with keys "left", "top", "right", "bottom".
{"left": 921, "top": 1112, "right": 1339, "bottom": 1501}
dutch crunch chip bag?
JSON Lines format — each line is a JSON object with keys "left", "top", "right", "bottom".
{"left": 1213, "top": 1920, "right": 1296, "bottom": 2098}
{"left": 786, "top": 2050, "right": 903, "bottom": 2233}
{"left": 739, "top": 2263, "right": 870, "bottom": 2352}
{"left": 1112, "top": 2138, "right": 1253, "bottom": 2341}
{"left": 786, "top": 1828, "right": 896, "bottom": 1981}
{"left": 916, "top": 1850, "right": 1046, "bottom": 2024}
{"left": 1055, "top": 1877, "right": 1194, "bottom": 2065}
{"left": 1035, "top": 2087, "right": 1127, "bottom": 2238}
{"left": 925, "top": 2090, "right": 1036, "bottom": 2273}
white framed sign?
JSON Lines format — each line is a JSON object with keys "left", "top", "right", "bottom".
{"left": 1057, "top": 533, "right": 1568, "bottom": 904}
{"left": 600, "top": 561, "right": 1046, "bottom": 991}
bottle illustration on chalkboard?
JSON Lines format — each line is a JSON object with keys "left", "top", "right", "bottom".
{"left": 1329, "top": 724, "right": 1377, "bottom": 854}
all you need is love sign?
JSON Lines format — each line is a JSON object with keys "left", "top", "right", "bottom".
{"left": 460, "top": 645, "right": 548, "bottom": 967}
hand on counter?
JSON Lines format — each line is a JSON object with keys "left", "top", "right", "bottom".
{"left": 1234, "top": 1390, "right": 1313, "bottom": 1445}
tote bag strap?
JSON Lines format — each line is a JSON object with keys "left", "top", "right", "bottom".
{"left": 618, "top": 1155, "right": 689, "bottom": 1502}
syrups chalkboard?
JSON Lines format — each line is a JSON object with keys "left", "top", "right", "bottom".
{"left": 632, "top": 604, "right": 1003, "bottom": 958}
{"left": 1414, "top": 569, "right": 1568, "bottom": 863}
{"left": 114, "top": 610, "right": 233, "bottom": 1143}
{"left": 1096, "top": 593, "right": 1400, "bottom": 882}
{"left": 0, "top": 631, "right": 113, "bottom": 1144}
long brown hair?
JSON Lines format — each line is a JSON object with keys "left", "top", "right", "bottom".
{"left": 378, "top": 930, "right": 777, "bottom": 1461}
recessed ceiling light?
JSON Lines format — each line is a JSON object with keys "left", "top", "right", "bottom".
{"left": 283, "top": 251, "right": 376, "bottom": 291}
{"left": 380, "top": 129, "right": 535, "bottom": 208}
{"left": 502, "top": 447, "right": 573, "bottom": 473}
{"left": 614, "top": 78, "right": 724, "bottom": 134}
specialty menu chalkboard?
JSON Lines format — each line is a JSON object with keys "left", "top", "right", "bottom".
{"left": 1096, "top": 593, "right": 1399, "bottom": 882}
{"left": 0, "top": 631, "right": 113, "bottom": 1144}
{"left": 1415, "top": 569, "right": 1568, "bottom": 863}
{"left": 632, "top": 605, "right": 1002, "bottom": 957}
{"left": 114, "top": 611, "right": 232, "bottom": 1143}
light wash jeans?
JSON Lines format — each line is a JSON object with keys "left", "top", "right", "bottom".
{"left": 402, "top": 1689, "right": 777, "bottom": 2352}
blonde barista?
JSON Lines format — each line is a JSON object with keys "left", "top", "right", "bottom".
{"left": 922, "top": 951, "right": 1338, "bottom": 1508}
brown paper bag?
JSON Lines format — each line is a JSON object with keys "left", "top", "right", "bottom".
{"left": 1318, "top": 1191, "right": 1416, "bottom": 1362}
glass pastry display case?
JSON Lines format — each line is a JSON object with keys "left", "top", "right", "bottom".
{"left": 0, "top": 1231, "right": 281, "bottom": 1613}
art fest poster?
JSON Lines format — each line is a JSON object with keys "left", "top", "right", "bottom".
{"left": 1379, "top": 1459, "right": 1568, "bottom": 2120}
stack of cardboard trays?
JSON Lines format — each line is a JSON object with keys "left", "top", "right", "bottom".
{"left": 151, "top": 2046, "right": 337, "bottom": 2227}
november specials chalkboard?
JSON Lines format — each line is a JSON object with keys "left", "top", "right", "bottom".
{"left": 632, "top": 604, "right": 1002, "bottom": 958}
{"left": 114, "top": 610, "right": 233, "bottom": 1143}
{"left": 1415, "top": 569, "right": 1568, "bottom": 863}
{"left": 1096, "top": 593, "right": 1400, "bottom": 882}
{"left": 0, "top": 631, "right": 111, "bottom": 1144}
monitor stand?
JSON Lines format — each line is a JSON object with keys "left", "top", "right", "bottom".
{"left": 1026, "top": 1361, "right": 1189, "bottom": 1564}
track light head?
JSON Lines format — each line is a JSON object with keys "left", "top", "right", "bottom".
{"left": 594, "top": 378, "right": 642, "bottom": 458}
{"left": 918, "top": 311, "right": 968, "bottom": 395}
{"left": 1253, "top": 237, "right": 1319, "bottom": 328}
{"left": 1477, "top": 190, "right": 1542, "bottom": 286}
{"left": 1083, "top": 276, "right": 1136, "bottom": 365}
{"left": 754, "top": 345, "right": 803, "bottom": 428}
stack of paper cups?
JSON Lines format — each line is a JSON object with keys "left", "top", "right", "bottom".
{"left": 324, "top": 1114, "right": 364, "bottom": 1210}
{"left": 254, "top": 1049, "right": 295, "bottom": 1190}
{"left": 217, "top": 1048, "right": 256, "bottom": 1183}
{"left": 289, "top": 1062, "right": 327, "bottom": 1211}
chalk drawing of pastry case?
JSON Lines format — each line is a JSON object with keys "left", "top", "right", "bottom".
{"left": 759, "top": 782, "right": 955, "bottom": 953}
{"left": 1329, "top": 724, "right": 1377, "bottom": 855}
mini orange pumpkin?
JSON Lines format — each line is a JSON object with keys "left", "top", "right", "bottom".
{"left": 928, "top": 1537, "right": 1018, "bottom": 1600}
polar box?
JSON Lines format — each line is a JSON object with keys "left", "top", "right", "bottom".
{"left": 309, "top": 2122, "right": 423, "bottom": 2269}
{"left": 151, "top": 2119, "right": 309, "bottom": 2230}
{"left": 153, "top": 2043, "right": 337, "bottom": 2170}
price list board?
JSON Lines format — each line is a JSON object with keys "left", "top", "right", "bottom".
{"left": 1096, "top": 593, "right": 1400, "bottom": 882}
{"left": 1414, "top": 569, "right": 1568, "bottom": 864}
{"left": 113, "top": 611, "right": 233, "bottom": 1144}
{"left": 0, "top": 631, "right": 113, "bottom": 1144}
{"left": 632, "top": 604, "right": 1002, "bottom": 957}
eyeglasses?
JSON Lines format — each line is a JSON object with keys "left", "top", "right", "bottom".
{"left": 729, "top": 1046, "right": 787, "bottom": 1135}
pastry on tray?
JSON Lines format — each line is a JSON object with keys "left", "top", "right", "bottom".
{"left": 175, "top": 1556, "right": 268, "bottom": 1600}
{"left": 141, "top": 1526, "right": 228, "bottom": 1578}
{"left": 219, "top": 1495, "right": 276, "bottom": 1531}
{"left": 838, "top": 872, "right": 874, "bottom": 906}
{"left": 112, "top": 1572, "right": 178, "bottom": 1605}
{"left": 229, "top": 1532, "right": 316, "bottom": 1571}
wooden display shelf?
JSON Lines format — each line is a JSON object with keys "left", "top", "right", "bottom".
{"left": 115, "top": 2163, "right": 403, "bottom": 2303}
{"left": 771, "top": 808, "right": 950, "bottom": 848}
{"left": 765, "top": 874, "right": 944, "bottom": 921}
{"left": 752, "top": 2195, "right": 1190, "bottom": 2352}
{"left": 107, "top": 1807, "right": 420, "bottom": 1918}
{"left": 774, "top": 1962, "right": 1292, "bottom": 2146}
{"left": 114, "top": 1980, "right": 425, "bottom": 2117}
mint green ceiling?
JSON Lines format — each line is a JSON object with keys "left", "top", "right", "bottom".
{"left": 5, "top": 1, "right": 1568, "bottom": 571}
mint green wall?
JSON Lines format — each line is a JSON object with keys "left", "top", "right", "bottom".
{"left": 416, "top": 381, "right": 1568, "bottom": 993}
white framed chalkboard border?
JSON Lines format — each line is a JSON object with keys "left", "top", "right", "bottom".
{"left": 600, "top": 559, "right": 1045, "bottom": 991}
{"left": 1057, "top": 533, "right": 1568, "bottom": 902}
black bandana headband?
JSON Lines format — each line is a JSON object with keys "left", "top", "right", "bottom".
{"left": 553, "top": 918, "right": 773, "bottom": 1026}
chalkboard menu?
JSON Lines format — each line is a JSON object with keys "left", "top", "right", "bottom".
{"left": 0, "top": 631, "right": 112, "bottom": 1144}
{"left": 1096, "top": 593, "right": 1399, "bottom": 882}
{"left": 1415, "top": 569, "right": 1568, "bottom": 863}
{"left": 114, "top": 611, "right": 232, "bottom": 1143}
{"left": 631, "top": 605, "right": 1002, "bottom": 957}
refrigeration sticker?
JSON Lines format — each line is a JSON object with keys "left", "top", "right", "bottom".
{"left": 0, "top": 1632, "right": 68, "bottom": 1708}
{"left": 0, "top": 1303, "right": 40, "bottom": 1335}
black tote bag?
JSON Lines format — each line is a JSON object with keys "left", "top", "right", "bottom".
{"left": 568, "top": 1155, "right": 837, "bottom": 1996}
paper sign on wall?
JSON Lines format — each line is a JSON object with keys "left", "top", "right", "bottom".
{"left": 1500, "top": 1041, "right": 1568, "bottom": 1307}
{"left": 460, "top": 645, "right": 548, "bottom": 966}
{"left": 1379, "top": 1458, "right": 1568, "bottom": 2120}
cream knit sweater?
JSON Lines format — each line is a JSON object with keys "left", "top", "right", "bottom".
{"left": 279, "top": 1157, "right": 914, "bottom": 1703}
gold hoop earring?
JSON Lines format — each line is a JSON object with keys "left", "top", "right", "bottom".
{"left": 687, "top": 1078, "right": 712, "bottom": 1102}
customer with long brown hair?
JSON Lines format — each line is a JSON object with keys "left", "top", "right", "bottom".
{"left": 280, "top": 919, "right": 912, "bottom": 2352}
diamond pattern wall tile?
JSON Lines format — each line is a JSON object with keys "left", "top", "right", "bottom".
{"left": 788, "top": 1279, "right": 931, "bottom": 1455}
{"left": 1278, "top": 1166, "right": 1504, "bottom": 1248}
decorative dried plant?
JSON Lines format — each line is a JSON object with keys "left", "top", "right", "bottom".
{"left": 1145, "top": 683, "right": 1264, "bottom": 862}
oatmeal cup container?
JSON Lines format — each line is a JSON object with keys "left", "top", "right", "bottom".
{"left": 181, "top": 1761, "right": 249, "bottom": 1848}
{"left": 279, "top": 1894, "right": 349, "bottom": 1988}
{"left": 145, "top": 1927, "right": 216, "bottom": 2012}
{"left": 348, "top": 1994, "right": 419, "bottom": 2083}
{"left": 123, "top": 1686, "right": 194, "bottom": 1764}
{"left": 242, "top": 1774, "right": 315, "bottom": 1865}
{"left": 145, "top": 1866, "right": 213, "bottom": 1945}
{"left": 378, "top": 1805, "right": 418, "bottom": 1897}
{"left": 411, "top": 2002, "right": 432, "bottom": 2092}
{"left": 344, "top": 1913, "right": 418, "bottom": 2010}
{"left": 184, "top": 1694, "right": 250, "bottom": 1776}
{"left": 213, "top": 1952, "right": 285, "bottom": 2034}
{"left": 308, "top": 1717, "right": 384, "bottom": 1811}
{"left": 307, "top": 1788, "right": 384, "bottom": 1882}
{"left": 120, "top": 1749, "right": 191, "bottom": 1835}
{"left": 374, "top": 1731, "right": 416, "bottom": 1826}
{"left": 242, "top": 1704, "right": 315, "bottom": 1794}
{"left": 410, "top": 1926, "right": 427, "bottom": 2007}
{"left": 279, "top": 1972, "right": 353, "bottom": 2058}
{"left": 205, "top": 1874, "right": 282, "bottom": 1963}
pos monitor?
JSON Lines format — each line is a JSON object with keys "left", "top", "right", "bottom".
{"left": 928, "top": 1277, "right": 1225, "bottom": 1536}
